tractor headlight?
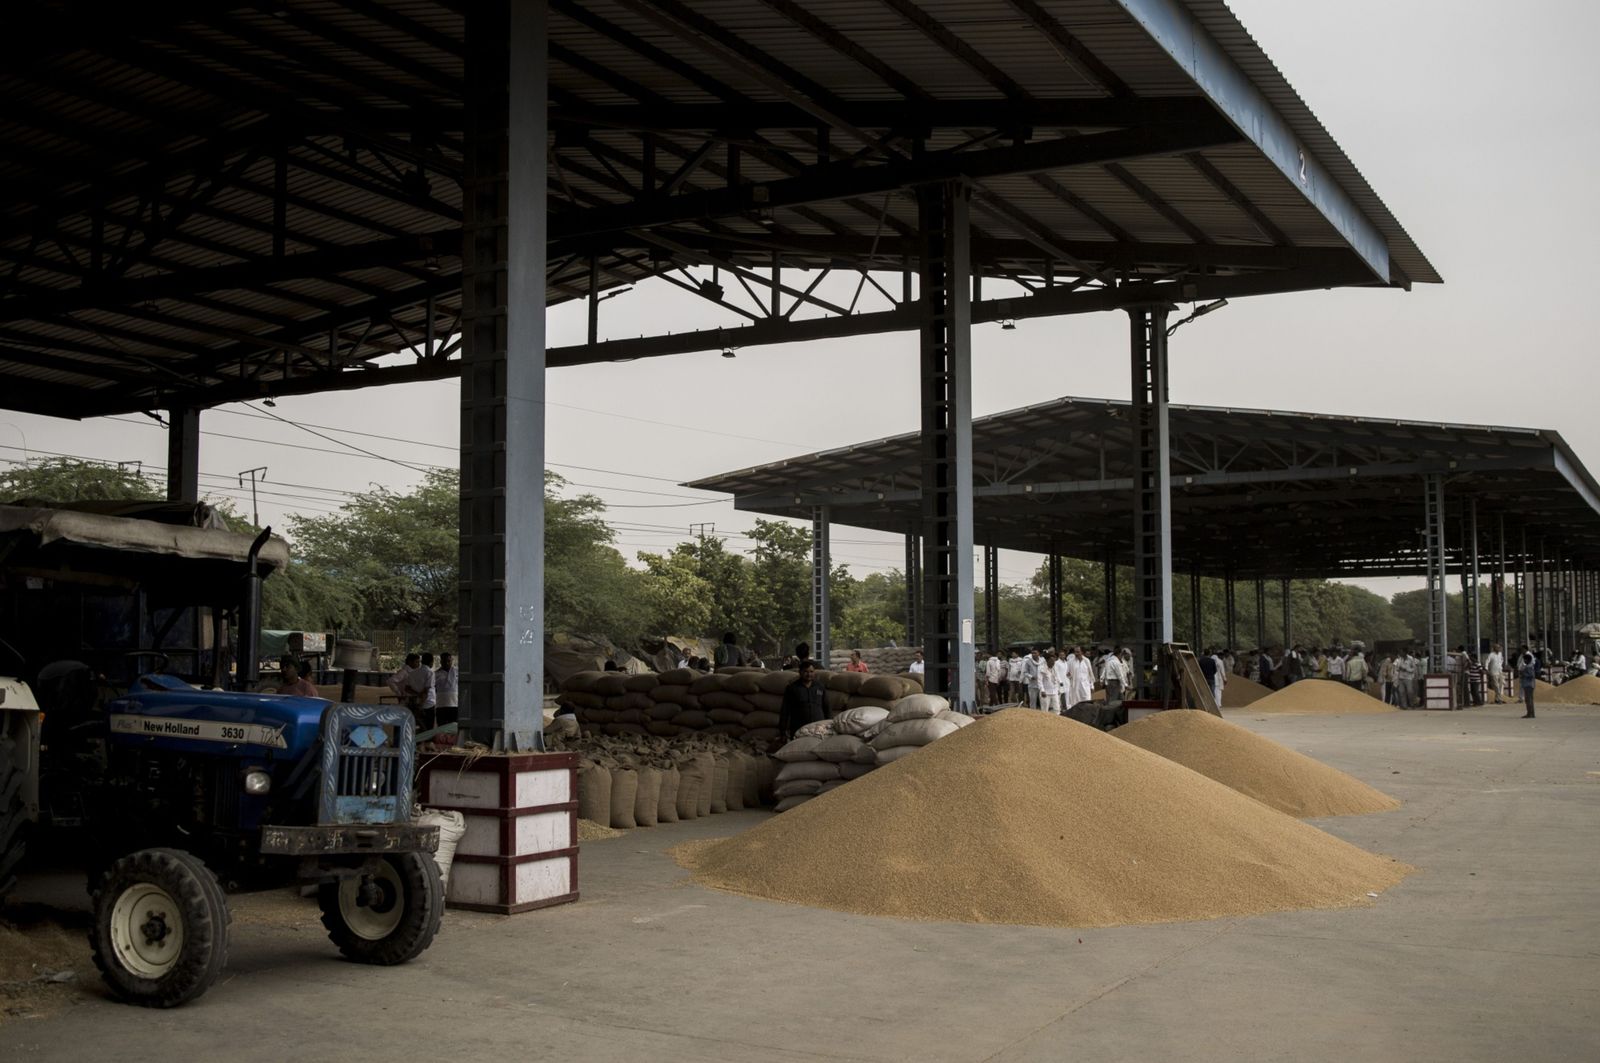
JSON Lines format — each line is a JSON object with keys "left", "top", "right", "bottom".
{"left": 243, "top": 768, "right": 272, "bottom": 795}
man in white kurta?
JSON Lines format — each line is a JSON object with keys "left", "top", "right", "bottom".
{"left": 1037, "top": 653, "right": 1061, "bottom": 713}
{"left": 1065, "top": 647, "right": 1094, "bottom": 707}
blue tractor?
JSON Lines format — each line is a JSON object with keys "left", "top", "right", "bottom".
{"left": 0, "top": 502, "right": 443, "bottom": 1006}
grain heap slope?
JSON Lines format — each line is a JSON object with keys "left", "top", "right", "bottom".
{"left": 1116, "top": 709, "right": 1400, "bottom": 817}
{"left": 1246, "top": 680, "right": 1396, "bottom": 715}
{"left": 1221, "top": 675, "right": 1272, "bottom": 707}
{"left": 675, "top": 710, "right": 1411, "bottom": 928}
{"left": 1542, "top": 675, "right": 1600, "bottom": 704}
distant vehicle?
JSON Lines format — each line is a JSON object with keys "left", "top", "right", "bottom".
{"left": 0, "top": 502, "right": 441, "bottom": 1007}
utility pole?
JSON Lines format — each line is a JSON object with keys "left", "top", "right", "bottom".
{"left": 238, "top": 466, "right": 267, "bottom": 527}
{"left": 689, "top": 523, "right": 715, "bottom": 540}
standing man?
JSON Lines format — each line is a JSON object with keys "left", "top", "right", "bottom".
{"left": 1516, "top": 650, "right": 1538, "bottom": 718}
{"left": 433, "top": 651, "right": 458, "bottom": 725}
{"left": 1066, "top": 646, "right": 1094, "bottom": 708}
{"left": 907, "top": 649, "right": 926, "bottom": 678}
{"left": 275, "top": 656, "right": 319, "bottom": 698}
{"left": 1037, "top": 651, "right": 1061, "bottom": 714}
{"left": 1483, "top": 643, "right": 1505, "bottom": 703}
{"left": 1052, "top": 650, "right": 1071, "bottom": 709}
{"left": 1208, "top": 647, "right": 1227, "bottom": 707}
{"left": 1006, "top": 648, "right": 1024, "bottom": 704}
{"left": 714, "top": 632, "right": 743, "bottom": 671}
{"left": 779, "top": 660, "right": 830, "bottom": 738}
{"left": 1097, "top": 647, "right": 1126, "bottom": 705}
{"left": 1378, "top": 654, "right": 1396, "bottom": 705}
{"left": 984, "top": 650, "right": 1005, "bottom": 708}
{"left": 1345, "top": 649, "right": 1368, "bottom": 693}
{"left": 1023, "top": 647, "right": 1042, "bottom": 709}
{"left": 1328, "top": 649, "right": 1346, "bottom": 685}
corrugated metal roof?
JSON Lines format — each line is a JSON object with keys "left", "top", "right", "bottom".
{"left": 1, "top": 0, "right": 1436, "bottom": 418}
{"left": 687, "top": 398, "right": 1599, "bottom": 578}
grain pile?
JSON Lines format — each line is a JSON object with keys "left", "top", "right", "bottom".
{"left": 1, "top": 910, "right": 89, "bottom": 1026}
{"left": 675, "top": 710, "right": 1411, "bottom": 927}
{"left": 578, "top": 819, "right": 624, "bottom": 842}
{"left": 1246, "top": 679, "right": 1396, "bottom": 715}
{"left": 1221, "top": 675, "right": 1273, "bottom": 708}
{"left": 1542, "top": 675, "right": 1600, "bottom": 705}
{"left": 1116, "top": 710, "right": 1400, "bottom": 818}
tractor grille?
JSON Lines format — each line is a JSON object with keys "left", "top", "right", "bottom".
{"left": 317, "top": 704, "right": 416, "bottom": 826}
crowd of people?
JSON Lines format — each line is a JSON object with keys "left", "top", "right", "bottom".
{"left": 384, "top": 650, "right": 458, "bottom": 728}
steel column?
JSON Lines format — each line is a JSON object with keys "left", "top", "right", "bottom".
{"left": 165, "top": 407, "right": 200, "bottom": 505}
{"left": 916, "top": 181, "right": 976, "bottom": 710}
{"left": 456, "top": 0, "right": 546, "bottom": 747}
{"left": 1224, "top": 572, "right": 1237, "bottom": 651}
{"left": 1189, "top": 564, "right": 1203, "bottom": 648}
{"left": 1515, "top": 526, "right": 1528, "bottom": 647}
{"left": 1280, "top": 577, "right": 1292, "bottom": 650}
{"left": 1255, "top": 578, "right": 1266, "bottom": 648}
{"left": 1537, "top": 538, "right": 1547, "bottom": 649}
{"left": 983, "top": 545, "right": 1000, "bottom": 652}
{"left": 812, "top": 506, "right": 831, "bottom": 668}
{"left": 1102, "top": 544, "right": 1118, "bottom": 645}
{"left": 1129, "top": 304, "right": 1173, "bottom": 695}
{"left": 903, "top": 527, "right": 921, "bottom": 646}
{"left": 1424, "top": 474, "right": 1448, "bottom": 670}
{"left": 1495, "top": 512, "right": 1508, "bottom": 657}
{"left": 1469, "top": 502, "right": 1483, "bottom": 652}
{"left": 1048, "top": 554, "right": 1063, "bottom": 650}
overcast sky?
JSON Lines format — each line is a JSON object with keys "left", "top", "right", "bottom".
{"left": 4, "top": 0, "right": 1596, "bottom": 601}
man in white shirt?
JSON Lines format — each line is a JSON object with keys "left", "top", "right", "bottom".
{"left": 1097, "top": 647, "right": 1126, "bottom": 704}
{"left": 907, "top": 650, "right": 925, "bottom": 677}
{"left": 1052, "top": 651, "right": 1072, "bottom": 708}
{"left": 1483, "top": 643, "right": 1504, "bottom": 703}
{"left": 984, "top": 651, "right": 1005, "bottom": 708}
{"left": 1208, "top": 648, "right": 1227, "bottom": 706}
{"left": 1327, "top": 652, "right": 1345, "bottom": 682}
{"left": 1393, "top": 651, "right": 1416, "bottom": 708}
{"left": 1037, "top": 652, "right": 1061, "bottom": 713}
{"left": 1023, "top": 648, "right": 1042, "bottom": 709}
{"left": 433, "top": 651, "right": 458, "bottom": 723}
{"left": 1065, "top": 646, "right": 1094, "bottom": 707}
{"left": 1006, "top": 651, "right": 1024, "bottom": 703}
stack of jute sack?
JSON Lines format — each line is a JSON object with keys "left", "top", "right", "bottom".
{"left": 771, "top": 692, "right": 974, "bottom": 812}
{"left": 828, "top": 646, "right": 923, "bottom": 676}
{"left": 547, "top": 730, "right": 779, "bottom": 833}
{"left": 557, "top": 668, "right": 925, "bottom": 750}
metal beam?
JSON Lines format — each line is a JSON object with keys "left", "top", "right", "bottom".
{"left": 1113, "top": 0, "right": 1392, "bottom": 281}
{"left": 550, "top": 118, "right": 1242, "bottom": 240}
{"left": 983, "top": 545, "right": 1000, "bottom": 652}
{"left": 1129, "top": 304, "right": 1173, "bottom": 696}
{"left": 812, "top": 506, "right": 832, "bottom": 669}
{"left": 1424, "top": 474, "right": 1448, "bottom": 669}
{"left": 456, "top": 0, "right": 545, "bottom": 749}
{"left": 165, "top": 407, "right": 200, "bottom": 505}
{"left": 916, "top": 181, "right": 977, "bottom": 710}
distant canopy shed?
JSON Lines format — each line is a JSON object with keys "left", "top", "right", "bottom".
{"left": 689, "top": 398, "right": 1600, "bottom": 659}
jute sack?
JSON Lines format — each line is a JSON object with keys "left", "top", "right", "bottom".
{"left": 839, "top": 761, "right": 875, "bottom": 780}
{"left": 650, "top": 685, "right": 689, "bottom": 705}
{"left": 693, "top": 753, "right": 716, "bottom": 817}
{"left": 724, "top": 755, "right": 747, "bottom": 811}
{"left": 936, "top": 708, "right": 975, "bottom": 728}
{"left": 648, "top": 703, "right": 680, "bottom": 721}
{"left": 862, "top": 674, "right": 919, "bottom": 701}
{"left": 744, "top": 710, "right": 781, "bottom": 729}
{"left": 560, "top": 670, "right": 605, "bottom": 693}
{"left": 826, "top": 672, "right": 867, "bottom": 695}
{"left": 756, "top": 756, "right": 780, "bottom": 803}
{"left": 870, "top": 717, "right": 960, "bottom": 751}
{"left": 817, "top": 779, "right": 848, "bottom": 793}
{"left": 758, "top": 671, "right": 797, "bottom": 695}
{"left": 709, "top": 758, "right": 730, "bottom": 814}
{"left": 844, "top": 696, "right": 894, "bottom": 711}
{"left": 577, "top": 763, "right": 611, "bottom": 826}
{"left": 833, "top": 705, "right": 889, "bottom": 735}
{"left": 645, "top": 721, "right": 682, "bottom": 737}
{"left": 876, "top": 744, "right": 921, "bottom": 766}
{"left": 633, "top": 766, "right": 662, "bottom": 827}
{"left": 624, "top": 673, "right": 657, "bottom": 693}
{"left": 795, "top": 719, "right": 835, "bottom": 739}
{"left": 656, "top": 765, "right": 680, "bottom": 824}
{"left": 707, "top": 707, "right": 747, "bottom": 724}
{"left": 723, "top": 671, "right": 763, "bottom": 695}
{"left": 657, "top": 667, "right": 696, "bottom": 686}
{"left": 774, "top": 778, "right": 823, "bottom": 798}
{"left": 688, "top": 674, "right": 724, "bottom": 696}
{"left": 702, "top": 724, "right": 746, "bottom": 738}
{"left": 887, "top": 693, "right": 949, "bottom": 722}
{"left": 594, "top": 674, "right": 628, "bottom": 696}
{"left": 737, "top": 752, "right": 761, "bottom": 807}
{"left": 671, "top": 709, "right": 711, "bottom": 729}
{"left": 774, "top": 735, "right": 824, "bottom": 761}
{"left": 609, "top": 768, "right": 639, "bottom": 830}
{"left": 558, "top": 691, "right": 604, "bottom": 710}
{"left": 824, "top": 690, "right": 850, "bottom": 713}
{"left": 775, "top": 760, "right": 841, "bottom": 784}
{"left": 701, "top": 691, "right": 751, "bottom": 711}
{"left": 675, "top": 765, "right": 701, "bottom": 820}
{"left": 813, "top": 733, "right": 867, "bottom": 763}
{"left": 743, "top": 728, "right": 781, "bottom": 748}
{"left": 774, "top": 794, "right": 813, "bottom": 813}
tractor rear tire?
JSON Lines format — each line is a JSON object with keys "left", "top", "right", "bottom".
{"left": 89, "top": 848, "right": 231, "bottom": 1007}
{"left": 0, "top": 734, "right": 26, "bottom": 905}
{"left": 317, "top": 851, "right": 443, "bottom": 965}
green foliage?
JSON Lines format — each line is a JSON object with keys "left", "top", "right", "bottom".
{"left": 636, "top": 549, "right": 712, "bottom": 636}
{"left": 0, "top": 456, "right": 161, "bottom": 502}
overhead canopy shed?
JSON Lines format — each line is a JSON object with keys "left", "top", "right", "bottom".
{"left": 2, "top": 0, "right": 1440, "bottom": 723}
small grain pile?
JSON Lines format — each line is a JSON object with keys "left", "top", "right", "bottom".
{"left": 1116, "top": 709, "right": 1400, "bottom": 818}
{"left": 1542, "top": 675, "right": 1600, "bottom": 705}
{"left": 676, "top": 710, "right": 1411, "bottom": 928}
{"left": 1221, "top": 675, "right": 1273, "bottom": 708}
{"left": 1246, "top": 679, "right": 1395, "bottom": 715}
{"left": 578, "top": 819, "right": 624, "bottom": 842}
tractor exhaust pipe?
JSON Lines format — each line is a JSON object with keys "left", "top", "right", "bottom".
{"left": 236, "top": 527, "right": 271, "bottom": 691}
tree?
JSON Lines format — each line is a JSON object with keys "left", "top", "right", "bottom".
{"left": 746, "top": 519, "right": 813, "bottom": 652}
{"left": 635, "top": 549, "right": 712, "bottom": 636}
{"left": 0, "top": 457, "right": 161, "bottom": 502}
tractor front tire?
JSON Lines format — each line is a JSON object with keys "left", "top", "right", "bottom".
{"left": 89, "top": 848, "right": 231, "bottom": 1007}
{"left": 0, "top": 734, "right": 26, "bottom": 904}
{"left": 318, "top": 851, "right": 443, "bottom": 966}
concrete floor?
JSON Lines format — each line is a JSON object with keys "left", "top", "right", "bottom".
{"left": 3, "top": 702, "right": 1598, "bottom": 1062}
